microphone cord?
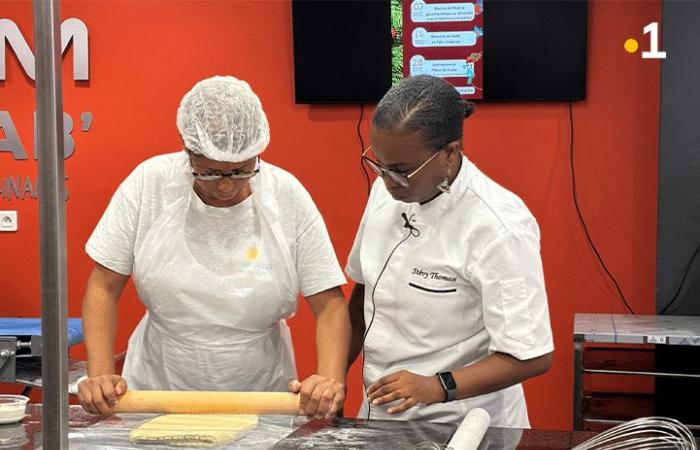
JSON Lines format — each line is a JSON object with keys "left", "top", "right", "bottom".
{"left": 362, "top": 213, "right": 420, "bottom": 421}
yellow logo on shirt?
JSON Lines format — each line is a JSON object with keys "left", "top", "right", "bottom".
{"left": 245, "top": 246, "right": 259, "bottom": 262}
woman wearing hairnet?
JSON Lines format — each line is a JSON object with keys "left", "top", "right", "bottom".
{"left": 346, "top": 76, "right": 553, "bottom": 426}
{"left": 78, "top": 76, "right": 350, "bottom": 419}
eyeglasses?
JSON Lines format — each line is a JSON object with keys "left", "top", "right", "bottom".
{"left": 189, "top": 156, "right": 260, "bottom": 182}
{"left": 361, "top": 146, "right": 441, "bottom": 188}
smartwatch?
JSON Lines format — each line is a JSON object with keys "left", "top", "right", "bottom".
{"left": 436, "top": 371, "right": 457, "bottom": 402}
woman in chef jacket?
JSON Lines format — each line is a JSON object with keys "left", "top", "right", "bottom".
{"left": 346, "top": 75, "right": 554, "bottom": 427}
{"left": 78, "top": 76, "right": 350, "bottom": 419}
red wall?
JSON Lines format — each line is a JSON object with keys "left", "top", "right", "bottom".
{"left": 0, "top": 0, "right": 660, "bottom": 430}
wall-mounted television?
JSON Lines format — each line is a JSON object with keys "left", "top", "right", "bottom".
{"left": 292, "top": 0, "right": 587, "bottom": 103}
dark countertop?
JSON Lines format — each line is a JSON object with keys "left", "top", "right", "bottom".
{"left": 0, "top": 404, "right": 603, "bottom": 449}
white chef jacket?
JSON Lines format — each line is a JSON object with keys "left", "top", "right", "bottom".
{"left": 346, "top": 154, "right": 554, "bottom": 427}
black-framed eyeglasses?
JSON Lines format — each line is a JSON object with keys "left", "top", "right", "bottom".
{"left": 361, "top": 146, "right": 441, "bottom": 188}
{"left": 189, "top": 155, "right": 260, "bottom": 182}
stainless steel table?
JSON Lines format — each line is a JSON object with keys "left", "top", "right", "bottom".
{"left": 573, "top": 313, "right": 700, "bottom": 430}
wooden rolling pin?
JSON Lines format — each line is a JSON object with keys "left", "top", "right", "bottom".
{"left": 113, "top": 390, "right": 300, "bottom": 415}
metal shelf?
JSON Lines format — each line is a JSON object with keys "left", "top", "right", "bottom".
{"left": 573, "top": 313, "right": 700, "bottom": 431}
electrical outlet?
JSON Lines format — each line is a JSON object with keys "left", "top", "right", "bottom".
{"left": 0, "top": 211, "right": 18, "bottom": 232}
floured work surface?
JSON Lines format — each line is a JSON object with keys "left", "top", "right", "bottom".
{"left": 272, "top": 417, "right": 456, "bottom": 450}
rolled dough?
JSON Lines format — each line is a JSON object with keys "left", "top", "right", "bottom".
{"left": 129, "top": 414, "right": 259, "bottom": 447}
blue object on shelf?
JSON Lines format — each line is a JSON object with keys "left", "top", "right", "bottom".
{"left": 0, "top": 318, "right": 84, "bottom": 347}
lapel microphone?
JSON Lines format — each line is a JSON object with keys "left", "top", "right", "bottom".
{"left": 401, "top": 212, "right": 420, "bottom": 236}
{"left": 401, "top": 212, "right": 414, "bottom": 230}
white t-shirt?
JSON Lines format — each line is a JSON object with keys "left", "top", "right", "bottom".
{"left": 346, "top": 155, "right": 553, "bottom": 426}
{"left": 87, "top": 151, "right": 346, "bottom": 298}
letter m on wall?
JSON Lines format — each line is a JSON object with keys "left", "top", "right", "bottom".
{"left": 0, "top": 18, "right": 88, "bottom": 81}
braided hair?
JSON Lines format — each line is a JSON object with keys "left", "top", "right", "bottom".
{"left": 372, "top": 75, "right": 474, "bottom": 151}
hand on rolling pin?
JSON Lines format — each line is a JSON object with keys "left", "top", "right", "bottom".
{"left": 367, "top": 370, "right": 444, "bottom": 414}
{"left": 77, "top": 374, "right": 128, "bottom": 415}
{"left": 288, "top": 375, "right": 345, "bottom": 419}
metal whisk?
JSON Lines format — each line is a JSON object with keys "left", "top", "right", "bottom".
{"left": 572, "top": 417, "right": 697, "bottom": 450}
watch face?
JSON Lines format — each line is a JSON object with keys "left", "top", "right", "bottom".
{"left": 440, "top": 372, "right": 457, "bottom": 390}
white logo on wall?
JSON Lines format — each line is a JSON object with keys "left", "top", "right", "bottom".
{"left": 0, "top": 18, "right": 91, "bottom": 201}
{"left": 1, "top": 18, "right": 88, "bottom": 81}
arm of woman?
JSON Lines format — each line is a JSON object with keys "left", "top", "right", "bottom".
{"left": 307, "top": 286, "right": 351, "bottom": 383}
{"left": 289, "top": 286, "right": 351, "bottom": 419}
{"left": 367, "top": 351, "right": 552, "bottom": 414}
{"left": 79, "top": 262, "right": 130, "bottom": 415}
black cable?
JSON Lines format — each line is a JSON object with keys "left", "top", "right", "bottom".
{"left": 568, "top": 101, "right": 636, "bottom": 315}
{"left": 362, "top": 215, "right": 420, "bottom": 421}
{"left": 357, "top": 104, "right": 371, "bottom": 197}
{"left": 660, "top": 242, "right": 700, "bottom": 314}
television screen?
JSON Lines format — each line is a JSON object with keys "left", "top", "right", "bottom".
{"left": 292, "top": 0, "right": 587, "bottom": 103}
{"left": 292, "top": 1, "right": 392, "bottom": 103}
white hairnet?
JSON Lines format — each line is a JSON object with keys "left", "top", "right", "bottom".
{"left": 176, "top": 76, "right": 270, "bottom": 162}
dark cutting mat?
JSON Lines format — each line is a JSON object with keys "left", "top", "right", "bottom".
{"left": 273, "top": 417, "right": 456, "bottom": 450}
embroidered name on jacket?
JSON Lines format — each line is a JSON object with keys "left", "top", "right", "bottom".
{"left": 411, "top": 268, "right": 457, "bottom": 283}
